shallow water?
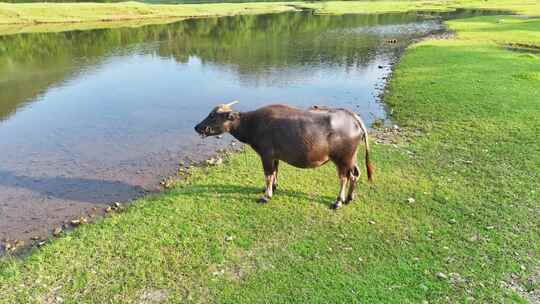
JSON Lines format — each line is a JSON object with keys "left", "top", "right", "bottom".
{"left": 0, "top": 10, "right": 497, "bottom": 249}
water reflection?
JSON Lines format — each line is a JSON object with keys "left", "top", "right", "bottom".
{"left": 0, "top": 12, "right": 437, "bottom": 121}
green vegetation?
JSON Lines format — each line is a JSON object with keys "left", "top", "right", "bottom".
{"left": 0, "top": 1, "right": 296, "bottom": 33}
{"left": 301, "top": 0, "right": 540, "bottom": 16}
{"left": 1, "top": 0, "right": 540, "bottom": 36}
{"left": 0, "top": 1, "right": 295, "bottom": 24}
{"left": 1, "top": 1, "right": 539, "bottom": 301}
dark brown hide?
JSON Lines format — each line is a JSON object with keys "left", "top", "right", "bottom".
{"left": 195, "top": 104, "right": 373, "bottom": 209}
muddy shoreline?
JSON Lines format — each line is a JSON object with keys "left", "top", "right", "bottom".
{"left": 0, "top": 140, "right": 244, "bottom": 256}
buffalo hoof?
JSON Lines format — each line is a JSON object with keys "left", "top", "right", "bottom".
{"left": 258, "top": 196, "right": 270, "bottom": 204}
{"left": 330, "top": 201, "right": 342, "bottom": 210}
{"left": 344, "top": 194, "right": 355, "bottom": 204}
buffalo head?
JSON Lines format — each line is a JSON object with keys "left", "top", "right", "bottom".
{"left": 194, "top": 101, "right": 240, "bottom": 137}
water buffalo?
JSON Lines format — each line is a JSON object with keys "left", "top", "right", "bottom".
{"left": 194, "top": 101, "right": 374, "bottom": 209}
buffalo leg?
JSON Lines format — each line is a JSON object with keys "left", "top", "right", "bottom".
{"left": 331, "top": 167, "right": 350, "bottom": 209}
{"left": 345, "top": 165, "right": 360, "bottom": 204}
{"left": 259, "top": 157, "right": 277, "bottom": 203}
{"left": 273, "top": 160, "right": 279, "bottom": 191}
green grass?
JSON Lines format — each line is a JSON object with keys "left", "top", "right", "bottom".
{"left": 0, "top": 1, "right": 297, "bottom": 25}
{"left": 301, "top": 0, "right": 540, "bottom": 16}
{"left": 1, "top": 4, "right": 540, "bottom": 304}
{"left": 1, "top": 0, "right": 540, "bottom": 35}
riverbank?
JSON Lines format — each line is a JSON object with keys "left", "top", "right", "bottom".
{"left": 1, "top": 4, "right": 539, "bottom": 302}
{"left": 1, "top": 0, "right": 540, "bottom": 35}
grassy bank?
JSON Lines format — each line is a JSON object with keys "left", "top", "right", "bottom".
{"left": 301, "top": 0, "right": 540, "bottom": 16}
{"left": 0, "top": 1, "right": 295, "bottom": 25}
{"left": 1, "top": 0, "right": 540, "bottom": 35}
{"left": 0, "top": 1, "right": 297, "bottom": 34}
{"left": 1, "top": 4, "right": 539, "bottom": 302}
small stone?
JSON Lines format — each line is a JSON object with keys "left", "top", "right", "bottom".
{"left": 368, "top": 220, "right": 376, "bottom": 225}
{"left": 358, "top": 257, "right": 363, "bottom": 262}
{"left": 79, "top": 217, "right": 88, "bottom": 224}
{"left": 225, "top": 235, "right": 234, "bottom": 242}
{"left": 486, "top": 226, "right": 494, "bottom": 230}
{"left": 469, "top": 234, "right": 480, "bottom": 242}
{"left": 449, "top": 219, "right": 457, "bottom": 224}
{"left": 105, "top": 206, "right": 112, "bottom": 213}
{"left": 53, "top": 227, "right": 62, "bottom": 236}
{"left": 436, "top": 272, "right": 448, "bottom": 280}
{"left": 70, "top": 219, "right": 81, "bottom": 226}
{"left": 139, "top": 289, "right": 168, "bottom": 303}
{"left": 30, "top": 236, "right": 40, "bottom": 241}
{"left": 449, "top": 272, "right": 464, "bottom": 284}
{"left": 205, "top": 157, "right": 223, "bottom": 166}
{"left": 520, "top": 265, "right": 526, "bottom": 271}
{"left": 112, "top": 202, "right": 121, "bottom": 208}
{"left": 407, "top": 197, "right": 416, "bottom": 204}
{"left": 37, "top": 241, "right": 46, "bottom": 247}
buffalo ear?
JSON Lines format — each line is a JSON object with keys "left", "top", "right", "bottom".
{"left": 227, "top": 112, "right": 239, "bottom": 121}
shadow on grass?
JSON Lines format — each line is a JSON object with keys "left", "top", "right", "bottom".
{"left": 173, "top": 183, "right": 336, "bottom": 207}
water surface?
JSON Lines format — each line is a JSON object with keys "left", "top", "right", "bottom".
{"left": 0, "top": 10, "right": 491, "bottom": 248}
